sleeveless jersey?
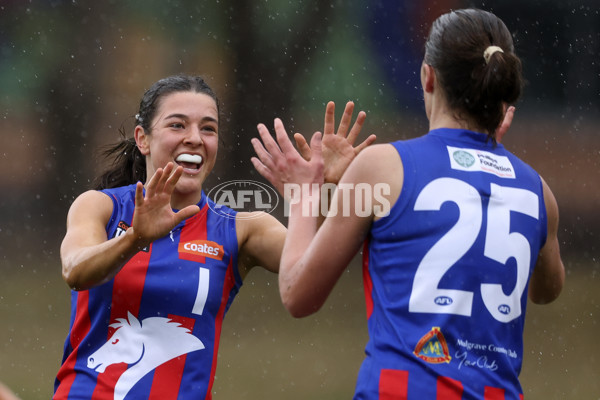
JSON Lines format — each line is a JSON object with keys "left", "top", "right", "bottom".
{"left": 54, "top": 186, "right": 242, "bottom": 400}
{"left": 357, "top": 129, "right": 547, "bottom": 399}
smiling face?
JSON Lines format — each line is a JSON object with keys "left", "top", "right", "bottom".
{"left": 135, "top": 91, "right": 219, "bottom": 208}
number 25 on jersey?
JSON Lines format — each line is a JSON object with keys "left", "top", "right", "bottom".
{"left": 408, "top": 178, "right": 539, "bottom": 323}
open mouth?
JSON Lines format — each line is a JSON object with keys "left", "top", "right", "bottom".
{"left": 175, "top": 153, "right": 203, "bottom": 172}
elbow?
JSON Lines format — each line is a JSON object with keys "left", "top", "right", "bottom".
{"left": 61, "top": 252, "right": 86, "bottom": 291}
{"left": 62, "top": 262, "right": 93, "bottom": 291}
{"left": 285, "top": 302, "right": 321, "bottom": 319}
{"left": 529, "top": 269, "right": 565, "bottom": 305}
{"left": 62, "top": 262, "right": 76, "bottom": 289}
{"left": 530, "top": 293, "right": 560, "bottom": 305}
{"left": 280, "top": 289, "right": 323, "bottom": 318}
{"left": 529, "top": 292, "right": 554, "bottom": 305}
{"left": 62, "top": 267, "right": 83, "bottom": 291}
{"left": 529, "top": 282, "right": 563, "bottom": 305}
{"left": 529, "top": 250, "right": 565, "bottom": 305}
{"left": 278, "top": 261, "right": 331, "bottom": 318}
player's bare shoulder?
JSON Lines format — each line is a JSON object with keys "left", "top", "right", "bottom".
{"left": 235, "top": 211, "right": 285, "bottom": 241}
{"left": 67, "top": 190, "right": 114, "bottom": 222}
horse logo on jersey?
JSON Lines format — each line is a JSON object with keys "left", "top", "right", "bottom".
{"left": 87, "top": 312, "right": 204, "bottom": 400}
{"left": 413, "top": 327, "right": 452, "bottom": 364}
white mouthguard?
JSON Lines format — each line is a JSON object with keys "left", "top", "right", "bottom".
{"left": 176, "top": 154, "right": 203, "bottom": 164}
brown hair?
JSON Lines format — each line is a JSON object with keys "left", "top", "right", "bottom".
{"left": 95, "top": 75, "right": 219, "bottom": 189}
{"left": 424, "top": 9, "right": 523, "bottom": 142}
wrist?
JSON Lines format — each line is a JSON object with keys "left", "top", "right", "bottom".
{"left": 285, "top": 183, "right": 322, "bottom": 219}
{"left": 123, "top": 227, "right": 151, "bottom": 253}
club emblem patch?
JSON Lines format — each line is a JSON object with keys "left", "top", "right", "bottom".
{"left": 413, "top": 327, "right": 451, "bottom": 364}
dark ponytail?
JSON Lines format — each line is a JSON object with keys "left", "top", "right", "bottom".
{"left": 424, "top": 9, "right": 523, "bottom": 142}
{"left": 94, "top": 130, "right": 146, "bottom": 190}
{"left": 94, "top": 75, "right": 220, "bottom": 190}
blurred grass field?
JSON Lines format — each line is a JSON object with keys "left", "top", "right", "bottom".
{"left": 0, "top": 256, "right": 598, "bottom": 399}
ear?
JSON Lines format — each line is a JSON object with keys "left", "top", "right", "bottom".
{"left": 134, "top": 125, "right": 150, "bottom": 155}
{"left": 495, "top": 104, "right": 515, "bottom": 144}
{"left": 422, "top": 63, "right": 435, "bottom": 94}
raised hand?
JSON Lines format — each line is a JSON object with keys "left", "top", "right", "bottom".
{"left": 320, "top": 101, "right": 376, "bottom": 183}
{"left": 131, "top": 162, "right": 199, "bottom": 247}
{"left": 251, "top": 118, "right": 324, "bottom": 199}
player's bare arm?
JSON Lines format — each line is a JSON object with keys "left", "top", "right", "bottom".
{"left": 61, "top": 163, "right": 199, "bottom": 290}
{"left": 280, "top": 144, "right": 402, "bottom": 317}
{"left": 528, "top": 177, "right": 565, "bottom": 304}
{"left": 236, "top": 212, "right": 287, "bottom": 279}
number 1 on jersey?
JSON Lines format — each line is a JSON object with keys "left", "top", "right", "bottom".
{"left": 192, "top": 267, "right": 210, "bottom": 315}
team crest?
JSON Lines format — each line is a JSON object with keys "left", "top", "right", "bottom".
{"left": 413, "top": 327, "right": 451, "bottom": 364}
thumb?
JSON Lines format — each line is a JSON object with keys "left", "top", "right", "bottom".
{"left": 134, "top": 181, "right": 145, "bottom": 207}
{"left": 175, "top": 205, "right": 200, "bottom": 225}
{"left": 294, "top": 133, "right": 311, "bottom": 161}
{"left": 354, "top": 134, "right": 377, "bottom": 154}
{"left": 309, "top": 131, "right": 323, "bottom": 160}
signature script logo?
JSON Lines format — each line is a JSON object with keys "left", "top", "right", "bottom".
{"left": 455, "top": 350, "right": 499, "bottom": 371}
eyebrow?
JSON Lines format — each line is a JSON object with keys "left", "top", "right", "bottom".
{"left": 164, "top": 113, "right": 218, "bottom": 123}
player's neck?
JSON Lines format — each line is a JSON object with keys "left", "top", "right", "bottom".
{"left": 428, "top": 102, "right": 482, "bottom": 133}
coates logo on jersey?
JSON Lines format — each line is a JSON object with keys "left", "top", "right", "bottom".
{"left": 413, "top": 327, "right": 452, "bottom": 364}
{"left": 179, "top": 240, "right": 224, "bottom": 262}
{"left": 207, "top": 180, "right": 279, "bottom": 220}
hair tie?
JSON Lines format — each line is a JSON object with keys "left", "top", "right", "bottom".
{"left": 483, "top": 46, "right": 504, "bottom": 64}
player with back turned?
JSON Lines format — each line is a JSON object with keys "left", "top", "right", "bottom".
{"left": 251, "top": 8, "right": 565, "bottom": 400}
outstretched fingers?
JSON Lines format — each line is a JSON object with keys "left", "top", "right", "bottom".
{"left": 255, "top": 120, "right": 301, "bottom": 167}
{"left": 250, "top": 155, "right": 278, "bottom": 191}
{"left": 346, "top": 110, "right": 367, "bottom": 145}
{"left": 353, "top": 133, "right": 377, "bottom": 155}
{"left": 256, "top": 122, "right": 283, "bottom": 161}
{"left": 175, "top": 204, "right": 201, "bottom": 225}
{"left": 322, "top": 100, "right": 368, "bottom": 143}
{"left": 323, "top": 101, "right": 336, "bottom": 136}
{"left": 252, "top": 126, "right": 278, "bottom": 171}
{"left": 147, "top": 163, "right": 178, "bottom": 197}
{"left": 323, "top": 101, "right": 357, "bottom": 138}
{"left": 252, "top": 122, "right": 291, "bottom": 192}
{"left": 137, "top": 162, "right": 186, "bottom": 209}
{"left": 309, "top": 131, "right": 323, "bottom": 161}
{"left": 294, "top": 133, "right": 312, "bottom": 161}
{"left": 162, "top": 163, "right": 182, "bottom": 193}
{"left": 134, "top": 181, "right": 145, "bottom": 208}
{"left": 144, "top": 165, "right": 164, "bottom": 198}
{"left": 336, "top": 101, "right": 356, "bottom": 138}
{"left": 273, "top": 118, "right": 297, "bottom": 156}
{"left": 250, "top": 138, "right": 277, "bottom": 184}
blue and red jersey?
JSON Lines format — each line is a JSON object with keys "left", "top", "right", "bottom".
{"left": 54, "top": 186, "right": 242, "bottom": 399}
{"left": 358, "top": 129, "right": 547, "bottom": 399}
